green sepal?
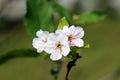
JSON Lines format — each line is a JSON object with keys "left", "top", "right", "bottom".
{"left": 57, "top": 17, "right": 69, "bottom": 29}
{"left": 83, "top": 42, "right": 90, "bottom": 48}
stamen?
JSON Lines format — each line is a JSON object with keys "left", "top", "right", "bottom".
{"left": 56, "top": 42, "right": 63, "bottom": 53}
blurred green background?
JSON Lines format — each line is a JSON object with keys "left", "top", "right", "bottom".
{"left": 0, "top": 0, "right": 120, "bottom": 80}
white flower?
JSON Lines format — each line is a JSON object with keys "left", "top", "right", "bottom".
{"left": 32, "top": 25, "right": 84, "bottom": 61}
{"left": 32, "top": 30, "right": 50, "bottom": 53}
{"left": 56, "top": 25, "right": 84, "bottom": 47}
{"left": 45, "top": 34, "right": 70, "bottom": 61}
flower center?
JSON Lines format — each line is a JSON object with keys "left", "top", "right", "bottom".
{"left": 68, "top": 34, "right": 75, "bottom": 42}
{"left": 56, "top": 42, "right": 63, "bottom": 53}
{"left": 56, "top": 42, "right": 62, "bottom": 48}
{"left": 42, "top": 38, "right": 47, "bottom": 43}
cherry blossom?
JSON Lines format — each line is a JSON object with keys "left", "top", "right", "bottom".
{"left": 32, "top": 30, "right": 50, "bottom": 53}
{"left": 56, "top": 25, "right": 84, "bottom": 47}
{"left": 32, "top": 25, "right": 85, "bottom": 61}
{"left": 45, "top": 34, "right": 70, "bottom": 60}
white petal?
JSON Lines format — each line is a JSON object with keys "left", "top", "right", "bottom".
{"left": 36, "top": 30, "right": 43, "bottom": 37}
{"left": 44, "top": 44, "right": 55, "bottom": 54}
{"left": 55, "top": 30, "right": 63, "bottom": 35}
{"left": 44, "top": 46, "right": 52, "bottom": 54}
{"left": 57, "top": 34, "right": 68, "bottom": 42}
{"left": 70, "top": 38, "right": 84, "bottom": 47}
{"left": 50, "top": 53, "right": 62, "bottom": 61}
{"left": 36, "top": 30, "right": 49, "bottom": 38}
{"left": 32, "top": 38, "right": 41, "bottom": 48}
{"left": 49, "top": 33, "right": 56, "bottom": 41}
{"left": 37, "top": 48, "right": 44, "bottom": 53}
{"left": 63, "top": 26, "right": 69, "bottom": 35}
{"left": 44, "top": 37, "right": 57, "bottom": 54}
{"left": 32, "top": 38, "right": 44, "bottom": 53}
{"left": 61, "top": 45, "right": 70, "bottom": 56}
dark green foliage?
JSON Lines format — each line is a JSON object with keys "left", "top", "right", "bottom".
{"left": 24, "top": 0, "right": 54, "bottom": 38}
{"left": 0, "top": 49, "right": 40, "bottom": 65}
{"left": 77, "top": 11, "right": 107, "bottom": 24}
{"left": 24, "top": 0, "right": 71, "bottom": 38}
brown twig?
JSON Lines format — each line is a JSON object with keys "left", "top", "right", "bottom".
{"left": 65, "top": 54, "right": 82, "bottom": 80}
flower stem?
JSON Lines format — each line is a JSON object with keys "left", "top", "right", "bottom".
{"left": 55, "top": 61, "right": 62, "bottom": 80}
{"left": 51, "top": 61, "right": 63, "bottom": 80}
{"left": 65, "top": 54, "right": 82, "bottom": 80}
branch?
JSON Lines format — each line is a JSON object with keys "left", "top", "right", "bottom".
{"left": 65, "top": 54, "right": 82, "bottom": 80}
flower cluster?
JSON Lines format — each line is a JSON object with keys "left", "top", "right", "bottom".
{"left": 32, "top": 25, "right": 84, "bottom": 61}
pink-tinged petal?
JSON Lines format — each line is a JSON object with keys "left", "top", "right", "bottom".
{"left": 50, "top": 53, "right": 62, "bottom": 61}
{"left": 69, "top": 25, "right": 76, "bottom": 34}
{"left": 74, "top": 27, "right": 84, "bottom": 38}
{"left": 69, "top": 25, "right": 75, "bottom": 31}
{"left": 71, "top": 38, "right": 84, "bottom": 47}
{"left": 61, "top": 46, "right": 70, "bottom": 56}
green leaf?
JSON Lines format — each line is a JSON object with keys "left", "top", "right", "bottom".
{"left": 24, "top": 0, "right": 55, "bottom": 38}
{"left": 0, "top": 49, "right": 42, "bottom": 65}
{"left": 77, "top": 11, "right": 107, "bottom": 24}
{"left": 76, "top": 49, "right": 81, "bottom": 55}
{"left": 70, "top": 47, "right": 81, "bottom": 55}
{"left": 84, "top": 42, "right": 90, "bottom": 48}
{"left": 58, "top": 17, "right": 69, "bottom": 29}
